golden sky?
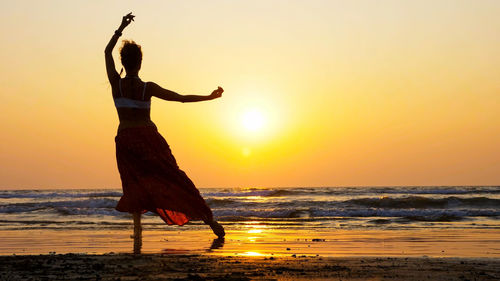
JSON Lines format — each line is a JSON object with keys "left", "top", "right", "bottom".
{"left": 0, "top": 1, "right": 499, "bottom": 189}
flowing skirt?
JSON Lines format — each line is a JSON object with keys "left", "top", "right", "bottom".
{"left": 114, "top": 125, "right": 213, "bottom": 226}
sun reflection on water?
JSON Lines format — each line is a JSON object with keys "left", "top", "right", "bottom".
{"left": 245, "top": 196, "right": 264, "bottom": 201}
{"left": 241, "top": 251, "right": 265, "bottom": 257}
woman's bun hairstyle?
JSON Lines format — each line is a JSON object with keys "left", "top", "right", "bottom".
{"left": 120, "top": 40, "right": 142, "bottom": 72}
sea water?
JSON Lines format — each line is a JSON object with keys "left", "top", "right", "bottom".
{"left": 1, "top": 186, "right": 499, "bottom": 231}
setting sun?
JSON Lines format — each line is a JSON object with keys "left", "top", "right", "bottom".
{"left": 241, "top": 109, "right": 265, "bottom": 132}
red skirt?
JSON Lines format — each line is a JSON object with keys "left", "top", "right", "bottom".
{"left": 115, "top": 125, "right": 213, "bottom": 226}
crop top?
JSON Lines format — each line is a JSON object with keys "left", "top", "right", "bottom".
{"left": 113, "top": 78, "right": 151, "bottom": 109}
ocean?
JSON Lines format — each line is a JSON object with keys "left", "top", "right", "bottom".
{"left": 1, "top": 186, "right": 499, "bottom": 256}
{"left": 1, "top": 186, "right": 499, "bottom": 231}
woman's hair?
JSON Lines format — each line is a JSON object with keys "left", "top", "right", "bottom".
{"left": 120, "top": 40, "right": 142, "bottom": 72}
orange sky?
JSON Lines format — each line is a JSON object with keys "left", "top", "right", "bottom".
{"left": 0, "top": 1, "right": 499, "bottom": 189}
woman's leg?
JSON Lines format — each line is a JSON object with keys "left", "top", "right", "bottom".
{"left": 133, "top": 212, "right": 142, "bottom": 254}
{"left": 205, "top": 219, "right": 225, "bottom": 238}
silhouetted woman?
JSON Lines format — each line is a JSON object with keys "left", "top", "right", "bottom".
{"left": 105, "top": 13, "right": 225, "bottom": 253}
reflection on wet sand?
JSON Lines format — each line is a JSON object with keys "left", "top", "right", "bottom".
{"left": 0, "top": 227, "right": 499, "bottom": 257}
{"left": 208, "top": 238, "right": 225, "bottom": 251}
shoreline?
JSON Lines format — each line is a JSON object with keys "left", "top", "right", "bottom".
{"left": 1, "top": 254, "right": 499, "bottom": 281}
{"left": 1, "top": 228, "right": 498, "bottom": 257}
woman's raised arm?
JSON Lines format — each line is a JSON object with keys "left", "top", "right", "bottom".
{"left": 105, "top": 13, "right": 135, "bottom": 84}
{"left": 149, "top": 82, "right": 223, "bottom": 103}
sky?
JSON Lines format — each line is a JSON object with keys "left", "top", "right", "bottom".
{"left": 0, "top": 0, "right": 499, "bottom": 189}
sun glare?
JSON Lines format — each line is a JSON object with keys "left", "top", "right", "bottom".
{"left": 241, "top": 251, "right": 265, "bottom": 257}
{"left": 241, "top": 109, "right": 265, "bottom": 132}
{"left": 242, "top": 147, "right": 252, "bottom": 157}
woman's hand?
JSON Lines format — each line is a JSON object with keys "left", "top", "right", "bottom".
{"left": 118, "top": 12, "right": 135, "bottom": 31}
{"left": 209, "top": 87, "right": 224, "bottom": 99}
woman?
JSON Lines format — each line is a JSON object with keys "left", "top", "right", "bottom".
{"left": 105, "top": 13, "right": 225, "bottom": 253}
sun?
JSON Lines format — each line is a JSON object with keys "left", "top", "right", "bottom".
{"left": 241, "top": 109, "right": 265, "bottom": 132}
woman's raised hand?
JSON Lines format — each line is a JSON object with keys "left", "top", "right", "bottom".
{"left": 209, "top": 87, "right": 224, "bottom": 99}
{"left": 119, "top": 12, "right": 135, "bottom": 30}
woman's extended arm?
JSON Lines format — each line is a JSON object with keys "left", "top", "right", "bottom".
{"left": 149, "top": 82, "right": 223, "bottom": 103}
{"left": 105, "top": 13, "right": 135, "bottom": 84}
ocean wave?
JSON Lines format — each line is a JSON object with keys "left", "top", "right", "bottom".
{"left": 346, "top": 196, "right": 500, "bottom": 209}
{"left": 203, "top": 190, "right": 278, "bottom": 197}
{"left": 0, "top": 198, "right": 118, "bottom": 214}
{"left": 365, "top": 186, "right": 500, "bottom": 195}
{"left": 206, "top": 196, "right": 500, "bottom": 210}
{"left": 1, "top": 187, "right": 499, "bottom": 229}
{"left": 2, "top": 186, "right": 498, "bottom": 200}
{"left": 213, "top": 208, "right": 500, "bottom": 221}
{"left": 202, "top": 186, "right": 500, "bottom": 198}
{"left": 205, "top": 198, "right": 239, "bottom": 207}
{"left": 1, "top": 195, "right": 498, "bottom": 216}
{"left": 0, "top": 190, "right": 122, "bottom": 199}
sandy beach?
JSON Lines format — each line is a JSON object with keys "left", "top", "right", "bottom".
{"left": 1, "top": 254, "right": 499, "bottom": 281}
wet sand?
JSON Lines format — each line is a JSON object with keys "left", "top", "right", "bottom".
{"left": 1, "top": 228, "right": 499, "bottom": 257}
{"left": 1, "top": 254, "right": 499, "bottom": 281}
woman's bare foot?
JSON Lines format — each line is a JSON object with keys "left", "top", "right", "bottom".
{"left": 208, "top": 220, "right": 225, "bottom": 238}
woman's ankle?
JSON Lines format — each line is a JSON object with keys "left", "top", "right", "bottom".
{"left": 204, "top": 219, "right": 216, "bottom": 225}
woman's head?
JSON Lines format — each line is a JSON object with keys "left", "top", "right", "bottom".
{"left": 120, "top": 40, "right": 142, "bottom": 73}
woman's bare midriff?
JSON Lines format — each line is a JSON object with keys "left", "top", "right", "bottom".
{"left": 115, "top": 107, "right": 155, "bottom": 132}
{"left": 118, "top": 120, "right": 156, "bottom": 132}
